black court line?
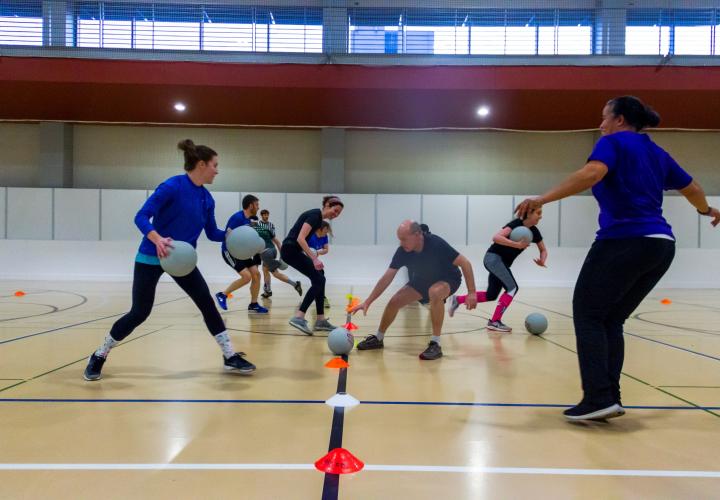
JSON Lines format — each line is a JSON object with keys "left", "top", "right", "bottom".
{"left": 632, "top": 311, "right": 720, "bottom": 336}
{"left": 227, "top": 326, "right": 485, "bottom": 338}
{"left": 0, "top": 325, "right": 173, "bottom": 394}
{"left": 321, "top": 354, "right": 348, "bottom": 500}
{"left": 514, "top": 299, "right": 720, "bottom": 363}
{"left": 536, "top": 330, "right": 720, "bottom": 420}
{"left": 0, "top": 296, "right": 187, "bottom": 346}
{"left": 658, "top": 385, "right": 720, "bottom": 389}
{"left": 0, "top": 397, "right": 718, "bottom": 411}
{"left": 0, "top": 290, "right": 88, "bottom": 323}
{"left": 511, "top": 300, "right": 720, "bottom": 420}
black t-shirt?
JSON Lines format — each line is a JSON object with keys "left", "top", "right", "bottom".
{"left": 284, "top": 208, "right": 323, "bottom": 246}
{"left": 487, "top": 218, "right": 542, "bottom": 266}
{"left": 390, "top": 233, "right": 461, "bottom": 284}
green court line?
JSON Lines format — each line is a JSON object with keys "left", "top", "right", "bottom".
{"left": 658, "top": 385, "right": 720, "bottom": 389}
{"left": 0, "top": 325, "right": 173, "bottom": 395}
{"left": 538, "top": 332, "right": 720, "bottom": 420}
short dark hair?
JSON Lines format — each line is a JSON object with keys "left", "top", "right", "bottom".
{"left": 260, "top": 209, "right": 269, "bottom": 216}
{"left": 409, "top": 222, "right": 422, "bottom": 234}
{"left": 242, "top": 194, "right": 259, "bottom": 209}
{"left": 607, "top": 96, "right": 661, "bottom": 131}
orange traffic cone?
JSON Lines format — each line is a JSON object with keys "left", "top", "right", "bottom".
{"left": 324, "top": 358, "right": 349, "bottom": 369}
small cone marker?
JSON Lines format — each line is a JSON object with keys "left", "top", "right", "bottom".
{"left": 315, "top": 448, "right": 364, "bottom": 474}
{"left": 227, "top": 293, "right": 233, "bottom": 299}
{"left": 14, "top": 291, "right": 25, "bottom": 297}
{"left": 661, "top": 298, "right": 672, "bottom": 305}
{"left": 325, "top": 392, "right": 360, "bottom": 409}
{"left": 324, "top": 357, "right": 349, "bottom": 369}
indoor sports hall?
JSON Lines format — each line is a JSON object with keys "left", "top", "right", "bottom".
{"left": 1, "top": 1, "right": 719, "bottom": 498}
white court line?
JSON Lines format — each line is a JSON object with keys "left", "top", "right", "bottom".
{"left": 0, "top": 464, "right": 719, "bottom": 478}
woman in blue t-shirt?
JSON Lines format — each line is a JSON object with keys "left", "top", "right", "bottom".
{"left": 307, "top": 221, "right": 332, "bottom": 309}
{"left": 83, "top": 140, "right": 256, "bottom": 381}
{"left": 517, "top": 96, "right": 719, "bottom": 422}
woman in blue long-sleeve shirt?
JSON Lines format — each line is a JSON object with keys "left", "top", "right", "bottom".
{"left": 83, "top": 139, "right": 256, "bottom": 381}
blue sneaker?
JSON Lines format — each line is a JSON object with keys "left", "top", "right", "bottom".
{"left": 215, "top": 292, "right": 228, "bottom": 311}
{"left": 248, "top": 302, "right": 268, "bottom": 314}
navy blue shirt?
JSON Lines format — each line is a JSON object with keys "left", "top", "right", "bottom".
{"left": 308, "top": 234, "right": 329, "bottom": 251}
{"left": 587, "top": 132, "right": 693, "bottom": 240}
{"left": 135, "top": 174, "right": 225, "bottom": 257}
{"left": 390, "top": 233, "right": 461, "bottom": 285}
{"left": 221, "top": 210, "right": 254, "bottom": 254}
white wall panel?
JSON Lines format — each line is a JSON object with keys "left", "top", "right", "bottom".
{"left": 700, "top": 196, "right": 720, "bottom": 249}
{"left": 54, "top": 188, "right": 100, "bottom": 241}
{"left": 376, "top": 194, "right": 421, "bottom": 245}
{"left": 559, "top": 196, "right": 598, "bottom": 248}
{"left": 662, "top": 196, "right": 699, "bottom": 249}
{"left": 100, "top": 189, "right": 148, "bottom": 241}
{"left": 331, "top": 194, "right": 375, "bottom": 246}
{"left": 468, "top": 195, "right": 514, "bottom": 246}
{"left": 209, "top": 191, "right": 240, "bottom": 234}
{"left": 421, "top": 195, "right": 467, "bottom": 246}
{"left": 7, "top": 188, "right": 53, "bottom": 240}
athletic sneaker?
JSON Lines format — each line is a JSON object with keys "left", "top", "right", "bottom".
{"left": 324, "top": 296, "right": 331, "bottom": 309}
{"left": 293, "top": 281, "right": 303, "bottom": 296}
{"left": 223, "top": 352, "right": 256, "bottom": 374}
{"left": 248, "top": 303, "right": 269, "bottom": 314}
{"left": 83, "top": 353, "right": 106, "bottom": 381}
{"left": 215, "top": 292, "right": 228, "bottom": 311}
{"left": 314, "top": 319, "right": 337, "bottom": 331}
{"left": 447, "top": 295, "right": 460, "bottom": 318}
{"left": 261, "top": 290, "right": 273, "bottom": 299}
{"left": 487, "top": 320, "right": 512, "bottom": 332}
{"left": 288, "top": 317, "right": 313, "bottom": 335}
{"left": 563, "top": 401, "right": 624, "bottom": 421}
{"left": 419, "top": 341, "right": 443, "bottom": 360}
{"left": 357, "top": 334, "right": 384, "bottom": 350}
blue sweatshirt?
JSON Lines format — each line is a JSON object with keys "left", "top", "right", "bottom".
{"left": 135, "top": 174, "right": 225, "bottom": 262}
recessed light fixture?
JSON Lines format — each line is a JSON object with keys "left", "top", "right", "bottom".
{"left": 174, "top": 102, "right": 186, "bottom": 112}
{"left": 476, "top": 105, "right": 490, "bottom": 117}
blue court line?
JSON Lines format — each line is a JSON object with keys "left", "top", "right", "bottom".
{"left": 625, "top": 332, "right": 720, "bottom": 363}
{"left": 0, "top": 398, "right": 717, "bottom": 411}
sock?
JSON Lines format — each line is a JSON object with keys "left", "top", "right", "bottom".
{"left": 457, "top": 291, "right": 488, "bottom": 305}
{"left": 214, "top": 331, "right": 236, "bottom": 359}
{"left": 263, "top": 283, "right": 270, "bottom": 293}
{"left": 375, "top": 331, "right": 385, "bottom": 341}
{"left": 94, "top": 333, "right": 118, "bottom": 358}
{"left": 431, "top": 335, "right": 441, "bottom": 345}
{"left": 491, "top": 293, "right": 515, "bottom": 322}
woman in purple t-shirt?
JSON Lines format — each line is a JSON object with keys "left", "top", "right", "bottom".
{"left": 516, "top": 96, "right": 719, "bottom": 422}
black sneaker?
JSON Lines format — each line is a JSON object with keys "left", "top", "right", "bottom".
{"left": 293, "top": 281, "right": 303, "bottom": 296}
{"left": 419, "top": 341, "right": 443, "bottom": 360}
{"left": 261, "top": 290, "right": 272, "bottom": 299}
{"left": 83, "top": 353, "right": 106, "bottom": 381}
{"left": 357, "top": 334, "right": 384, "bottom": 350}
{"left": 224, "top": 353, "right": 256, "bottom": 374}
{"left": 563, "top": 401, "right": 624, "bottom": 421}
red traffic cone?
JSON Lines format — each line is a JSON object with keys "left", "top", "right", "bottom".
{"left": 343, "top": 322, "right": 359, "bottom": 331}
{"left": 14, "top": 291, "right": 25, "bottom": 297}
{"left": 314, "top": 448, "right": 364, "bottom": 474}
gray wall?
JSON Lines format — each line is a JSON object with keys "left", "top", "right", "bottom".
{"left": 1, "top": 123, "right": 718, "bottom": 194}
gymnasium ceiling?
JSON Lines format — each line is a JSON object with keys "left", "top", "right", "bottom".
{"left": 2, "top": 56, "right": 720, "bottom": 130}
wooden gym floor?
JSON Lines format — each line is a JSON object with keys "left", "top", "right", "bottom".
{"left": 0, "top": 280, "right": 718, "bottom": 499}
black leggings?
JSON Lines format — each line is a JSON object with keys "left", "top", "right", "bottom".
{"left": 109, "top": 262, "right": 225, "bottom": 341}
{"left": 572, "top": 238, "right": 675, "bottom": 405}
{"left": 281, "top": 243, "right": 325, "bottom": 315}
